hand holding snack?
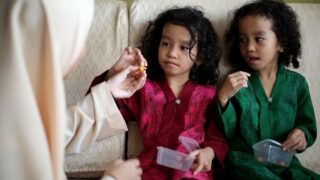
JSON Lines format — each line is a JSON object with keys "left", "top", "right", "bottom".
{"left": 107, "top": 47, "right": 147, "bottom": 80}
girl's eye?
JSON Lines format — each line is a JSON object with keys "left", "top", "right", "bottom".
{"left": 180, "top": 46, "right": 189, "bottom": 51}
{"left": 239, "top": 37, "right": 247, "bottom": 43}
{"left": 161, "top": 41, "right": 169, "bottom": 47}
{"left": 255, "top": 37, "right": 264, "bottom": 43}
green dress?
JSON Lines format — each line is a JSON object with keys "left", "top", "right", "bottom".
{"left": 215, "top": 64, "right": 319, "bottom": 179}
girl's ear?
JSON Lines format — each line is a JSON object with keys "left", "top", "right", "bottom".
{"left": 279, "top": 46, "right": 284, "bottom": 53}
{"left": 195, "top": 58, "right": 203, "bottom": 66}
{"left": 194, "top": 54, "right": 203, "bottom": 66}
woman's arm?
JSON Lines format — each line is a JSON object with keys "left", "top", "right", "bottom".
{"left": 65, "top": 82, "right": 128, "bottom": 154}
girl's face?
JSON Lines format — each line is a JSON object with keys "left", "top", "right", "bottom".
{"left": 158, "top": 23, "right": 197, "bottom": 80}
{"left": 239, "top": 15, "right": 283, "bottom": 72}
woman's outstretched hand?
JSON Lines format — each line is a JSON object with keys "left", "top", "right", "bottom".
{"left": 106, "top": 47, "right": 147, "bottom": 98}
{"left": 107, "top": 65, "right": 146, "bottom": 98}
{"left": 107, "top": 47, "right": 147, "bottom": 80}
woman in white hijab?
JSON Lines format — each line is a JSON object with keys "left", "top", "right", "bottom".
{"left": 0, "top": 0, "right": 145, "bottom": 179}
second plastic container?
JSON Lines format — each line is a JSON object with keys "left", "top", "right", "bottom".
{"left": 252, "top": 139, "right": 295, "bottom": 167}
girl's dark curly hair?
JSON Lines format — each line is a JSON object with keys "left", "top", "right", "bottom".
{"left": 225, "top": 0, "right": 301, "bottom": 70}
{"left": 140, "top": 7, "right": 221, "bottom": 85}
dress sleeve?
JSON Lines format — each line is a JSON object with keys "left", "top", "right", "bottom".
{"left": 203, "top": 101, "right": 229, "bottom": 172}
{"left": 295, "top": 78, "right": 317, "bottom": 148}
{"left": 65, "top": 82, "right": 128, "bottom": 155}
{"left": 214, "top": 99, "right": 238, "bottom": 140}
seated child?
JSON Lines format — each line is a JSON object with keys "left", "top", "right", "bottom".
{"left": 216, "top": 0, "right": 319, "bottom": 179}
{"left": 87, "top": 7, "right": 228, "bottom": 180}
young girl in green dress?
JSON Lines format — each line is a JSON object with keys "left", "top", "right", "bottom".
{"left": 216, "top": 0, "right": 319, "bottom": 179}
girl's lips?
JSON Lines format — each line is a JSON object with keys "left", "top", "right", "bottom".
{"left": 248, "top": 56, "right": 258, "bottom": 61}
{"left": 165, "top": 61, "right": 178, "bottom": 66}
{"left": 246, "top": 57, "right": 259, "bottom": 64}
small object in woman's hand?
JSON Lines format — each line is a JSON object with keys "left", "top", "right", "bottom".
{"left": 138, "top": 65, "right": 147, "bottom": 73}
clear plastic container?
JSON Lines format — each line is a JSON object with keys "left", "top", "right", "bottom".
{"left": 156, "top": 146, "right": 195, "bottom": 171}
{"left": 252, "top": 139, "right": 295, "bottom": 167}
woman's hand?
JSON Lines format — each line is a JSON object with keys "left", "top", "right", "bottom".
{"left": 218, "top": 71, "right": 250, "bottom": 108}
{"left": 282, "top": 128, "right": 307, "bottom": 152}
{"left": 107, "top": 47, "right": 147, "bottom": 80}
{"left": 189, "top": 147, "right": 215, "bottom": 175}
{"left": 107, "top": 65, "right": 147, "bottom": 98}
{"left": 104, "top": 159, "right": 142, "bottom": 180}
{"left": 106, "top": 47, "right": 147, "bottom": 98}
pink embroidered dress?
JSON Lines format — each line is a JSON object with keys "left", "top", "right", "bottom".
{"left": 88, "top": 74, "right": 228, "bottom": 180}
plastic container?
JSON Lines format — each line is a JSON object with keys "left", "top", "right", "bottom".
{"left": 252, "top": 139, "right": 295, "bottom": 167}
{"left": 156, "top": 146, "right": 195, "bottom": 171}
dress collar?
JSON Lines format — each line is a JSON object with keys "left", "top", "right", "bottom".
{"left": 249, "top": 64, "right": 286, "bottom": 103}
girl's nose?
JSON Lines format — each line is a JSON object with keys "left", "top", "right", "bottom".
{"left": 246, "top": 40, "right": 255, "bottom": 52}
{"left": 167, "top": 47, "right": 177, "bottom": 59}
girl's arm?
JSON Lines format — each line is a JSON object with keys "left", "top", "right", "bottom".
{"left": 218, "top": 71, "right": 250, "bottom": 108}
{"left": 214, "top": 71, "right": 250, "bottom": 140}
{"left": 282, "top": 77, "right": 317, "bottom": 151}
{"left": 203, "top": 106, "right": 229, "bottom": 172}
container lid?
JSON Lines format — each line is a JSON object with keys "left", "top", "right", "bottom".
{"left": 178, "top": 136, "right": 200, "bottom": 153}
{"left": 253, "top": 139, "right": 282, "bottom": 149}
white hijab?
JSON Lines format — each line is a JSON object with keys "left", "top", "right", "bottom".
{"left": 0, "top": 0, "right": 94, "bottom": 179}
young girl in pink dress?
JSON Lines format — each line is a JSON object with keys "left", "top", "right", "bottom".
{"left": 88, "top": 7, "right": 228, "bottom": 180}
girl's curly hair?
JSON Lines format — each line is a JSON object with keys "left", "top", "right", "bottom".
{"left": 139, "top": 7, "right": 221, "bottom": 85}
{"left": 225, "top": 0, "right": 301, "bottom": 70}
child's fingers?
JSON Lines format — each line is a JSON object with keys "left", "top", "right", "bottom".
{"left": 283, "top": 137, "right": 306, "bottom": 151}
{"left": 189, "top": 150, "right": 200, "bottom": 157}
{"left": 289, "top": 140, "right": 306, "bottom": 151}
{"left": 193, "top": 160, "right": 204, "bottom": 175}
{"left": 203, "top": 161, "right": 211, "bottom": 171}
{"left": 282, "top": 139, "right": 298, "bottom": 151}
{"left": 283, "top": 128, "right": 306, "bottom": 151}
{"left": 229, "top": 71, "right": 251, "bottom": 78}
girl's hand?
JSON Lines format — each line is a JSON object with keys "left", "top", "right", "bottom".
{"left": 218, "top": 71, "right": 250, "bottom": 108}
{"left": 107, "top": 47, "right": 147, "bottom": 80}
{"left": 282, "top": 128, "right": 307, "bottom": 152}
{"left": 104, "top": 159, "right": 142, "bottom": 180}
{"left": 189, "top": 147, "right": 215, "bottom": 175}
{"left": 107, "top": 65, "right": 147, "bottom": 98}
